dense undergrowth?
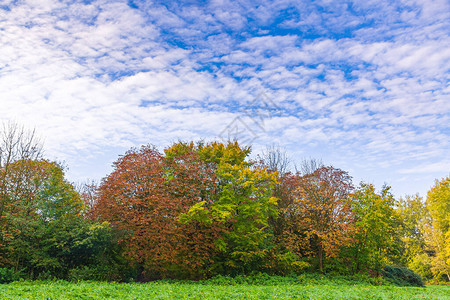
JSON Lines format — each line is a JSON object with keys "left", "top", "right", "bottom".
{"left": 1, "top": 267, "right": 428, "bottom": 287}
{"left": 159, "top": 273, "right": 388, "bottom": 286}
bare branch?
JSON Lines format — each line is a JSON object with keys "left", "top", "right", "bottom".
{"left": 297, "top": 158, "right": 324, "bottom": 176}
{"left": 259, "top": 144, "right": 291, "bottom": 176}
{"left": 0, "top": 121, "right": 43, "bottom": 223}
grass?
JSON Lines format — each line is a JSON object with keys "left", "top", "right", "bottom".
{"left": 0, "top": 280, "right": 449, "bottom": 299}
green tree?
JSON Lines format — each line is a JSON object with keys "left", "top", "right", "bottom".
{"left": 0, "top": 122, "right": 42, "bottom": 264}
{"left": 349, "top": 183, "right": 400, "bottom": 273}
{"left": 3, "top": 160, "right": 83, "bottom": 275}
{"left": 174, "top": 141, "right": 279, "bottom": 274}
{"left": 1, "top": 159, "right": 121, "bottom": 280}
{"left": 396, "top": 194, "right": 430, "bottom": 278}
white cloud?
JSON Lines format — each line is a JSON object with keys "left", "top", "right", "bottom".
{"left": 0, "top": 0, "right": 448, "bottom": 198}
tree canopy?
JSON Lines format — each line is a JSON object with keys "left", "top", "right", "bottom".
{"left": 0, "top": 134, "right": 447, "bottom": 283}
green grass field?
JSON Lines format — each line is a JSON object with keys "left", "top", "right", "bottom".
{"left": 1, "top": 281, "right": 449, "bottom": 299}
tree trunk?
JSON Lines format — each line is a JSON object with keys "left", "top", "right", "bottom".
{"left": 319, "top": 244, "right": 324, "bottom": 273}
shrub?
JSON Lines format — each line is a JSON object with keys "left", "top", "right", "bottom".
{"left": 382, "top": 265, "right": 424, "bottom": 287}
{"left": 68, "top": 266, "right": 103, "bottom": 282}
{"left": 0, "top": 268, "right": 21, "bottom": 284}
{"left": 68, "top": 263, "right": 135, "bottom": 282}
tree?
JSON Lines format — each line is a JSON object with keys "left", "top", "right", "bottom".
{"left": 1, "top": 159, "right": 95, "bottom": 278}
{"left": 173, "top": 141, "right": 279, "bottom": 275}
{"left": 94, "top": 145, "right": 170, "bottom": 278}
{"left": 396, "top": 194, "right": 428, "bottom": 277}
{"left": 94, "top": 144, "right": 223, "bottom": 279}
{"left": 349, "top": 183, "right": 401, "bottom": 273}
{"left": 75, "top": 180, "right": 99, "bottom": 213}
{"left": 257, "top": 148, "right": 313, "bottom": 274}
{"left": 425, "top": 176, "right": 450, "bottom": 281}
{"left": 291, "top": 166, "right": 354, "bottom": 272}
{"left": 0, "top": 122, "right": 42, "bottom": 264}
{"left": 258, "top": 145, "right": 291, "bottom": 177}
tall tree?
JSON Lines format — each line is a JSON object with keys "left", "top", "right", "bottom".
{"left": 257, "top": 148, "right": 312, "bottom": 274}
{"left": 292, "top": 166, "right": 354, "bottom": 272}
{"left": 258, "top": 145, "right": 291, "bottom": 177}
{"left": 174, "top": 141, "right": 278, "bottom": 274}
{"left": 349, "top": 183, "right": 401, "bottom": 273}
{"left": 1, "top": 159, "right": 90, "bottom": 277}
{"left": 397, "top": 194, "right": 428, "bottom": 276}
{"left": 94, "top": 144, "right": 223, "bottom": 279}
{"left": 0, "top": 122, "right": 42, "bottom": 264}
{"left": 425, "top": 176, "right": 450, "bottom": 281}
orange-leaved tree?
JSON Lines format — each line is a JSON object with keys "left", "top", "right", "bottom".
{"left": 292, "top": 166, "right": 354, "bottom": 272}
{"left": 94, "top": 144, "right": 222, "bottom": 279}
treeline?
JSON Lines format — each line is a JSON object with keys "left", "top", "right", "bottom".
{"left": 0, "top": 124, "right": 449, "bottom": 282}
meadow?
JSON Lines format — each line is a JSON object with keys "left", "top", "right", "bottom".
{"left": 1, "top": 280, "right": 449, "bottom": 300}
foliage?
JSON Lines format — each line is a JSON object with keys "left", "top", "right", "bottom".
{"left": 348, "top": 183, "right": 401, "bottom": 273}
{"left": 289, "top": 166, "right": 354, "bottom": 272}
{"left": 381, "top": 265, "right": 424, "bottom": 287}
{"left": 174, "top": 141, "right": 279, "bottom": 274}
{"left": 408, "top": 253, "right": 433, "bottom": 281}
{"left": 95, "top": 141, "right": 279, "bottom": 278}
{"left": 0, "top": 122, "right": 43, "bottom": 264}
{"left": 94, "top": 144, "right": 223, "bottom": 279}
{"left": 1, "top": 160, "right": 85, "bottom": 277}
{"left": 1, "top": 135, "right": 449, "bottom": 282}
{"left": 0, "top": 267, "right": 22, "bottom": 284}
{"left": 425, "top": 176, "right": 450, "bottom": 281}
{"left": 0, "top": 159, "right": 124, "bottom": 281}
{"left": 396, "top": 194, "right": 428, "bottom": 274}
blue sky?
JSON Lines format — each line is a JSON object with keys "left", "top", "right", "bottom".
{"left": 1, "top": 0, "right": 449, "bottom": 198}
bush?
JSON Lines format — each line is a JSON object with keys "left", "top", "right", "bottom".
{"left": 68, "top": 264, "right": 135, "bottom": 282}
{"left": 68, "top": 266, "right": 104, "bottom": 282}
{"left": 382, "top": 265, "right": 424, "bottom": 287}
{"left": 0, "top": 268, "right": 21, "bottom": 284}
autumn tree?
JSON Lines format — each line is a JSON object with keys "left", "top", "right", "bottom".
{"left": 257, "top": 147, "right": 311, "bottom": 274}
{"left": 291, "top": 166, "right": 354, "bottom": 272}
{"left": 424, "top": 176, "right": 450, "bottom": 281}
{"left": 94, "top": 144, "right": 223, "bottom": 279}
{"left": 94, "top": 146, "right": 171, "bottom": 278}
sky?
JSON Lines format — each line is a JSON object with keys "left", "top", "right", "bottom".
{"left": 0, "top": 0, "right": 449, "bottom": 198}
